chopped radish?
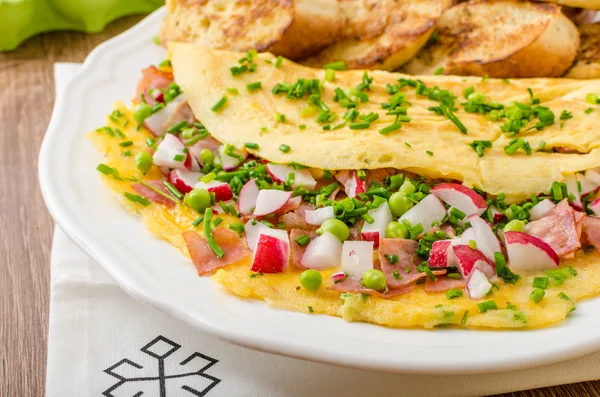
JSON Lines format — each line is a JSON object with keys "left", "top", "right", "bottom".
{"left": 564, "top": 174, "right": 582, "bottom": 210}
{"left": 251, "top": 232, "right": 290, "bottom": 273}
{"left": 453, "top": 245, "right": 496, "bottom": 280}
{"left": 238, "top": 179, "right": 260, "bottom": 216}
{"left": 168, "top": 169, "right": 203, "bottom": 194}
{"left": 431, "top": 183, "right": 486, "bottom": 217}
{"left": 218, "top": 144, "right": 247, "bottom": 171}
{"left": 399, "top": 194, "right": 446, "bottom": 230}
{"left": 343, "top": 171, "right": 366, "bottom": 198}
{"left": 300, "top": 232, "right": 342, "bottom": 270}
{"left": 591, "top": 197, "right": 600, "bottom": 216}
{"left": 195, "top": 180, "right": 234, "bottom": 202}
{"left": 143, "top": 94, "right": 186, "bottom": 136}
{"left": 340, "top": 240, "right": 374, "bottom": 279}
{"left": 183, "top": 150, "right": 200, "bottom": 172}
{"left": 252, "top": 189, "right": 292, "bottom": 216}
{"left": 152, "top": 133, "right": 188, "bottom": 170}
{"left": 585, "top": 169, "right": 600, "bottom": 186}
{"left": 467, "top": 269, "right": 492, "bottom": 299}
{"left": 151, "top": 89, "right": 164, "bottom": 103}
{"left": 428, "top": 239, "right": 460, "bottom": 268}
{"left": 266, "top": 163, "right": 317, "bottom": 190}
{"left": 489, "top": 206, "right": 505, "bottom": 223}
{"left": 504, "top": 231, "right": 559, "bottom": 273}
{"left": 467, "top": 215, "right": 502, "bottom": 262}
{"left": 245, "top": 223, "right": 288, "bottom": 251}
{"left": 577, "top": 173, "right": 599, "bottom": 196}
{"left": 304, "top": 206, "right": 335, "bottom": 226}
{"left": 360, "top": 202, "right": 393, "bottom": 249}
{"left": 529, "top": 199, "right": 556, "bottom": 221}
{"left": 459, "top": 227, "right": 476, "bottom": 244}
{"left": 331, "top": 271, "right": 347, "bottom": 283}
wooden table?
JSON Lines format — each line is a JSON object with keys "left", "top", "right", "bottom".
{"left": 1, "top": 15, "right": 599, "bottom": 397}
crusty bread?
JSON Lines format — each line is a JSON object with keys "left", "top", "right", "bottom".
{"left": 540, "top": 0, "right": 600, "bottom": 9}
{"left": 566, "top": 23, "right": 600, "bottom": 78}
{"left": 403, "top": 0, "right": 580, "bottom": 78}
{"left": 159, "top": 0, "right": 340, "bottom": 60}
{"left": 301, "top": 0, "right": 453, "bottom": 71}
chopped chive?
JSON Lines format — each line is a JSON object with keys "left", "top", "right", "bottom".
{"left": 249, "top": 272, "right": 263, "bottom": 278}
{"left": 385, "top": 254, "right": 399, "bottom": 264}
{"left": 227, "top": 87, "right": 239, "bottom": 95}
{"left": 173, "top": 154, "right": 185, "bottom": 162}
{"left": 325, "top": 68, "right": 336, "bottom": 82}
{"left": 167, "top": 120, "right": 188, "bottom": 134}
{"left": 203, "top": 208, "right": 224, "bottom": 258}
{"left": 362, "top": 213, "right": 375, "bottom": 224}
{"left": 97, "top": 164, "right": 114, "bottom": 175}
{"left": 308, "top": 306, "right": 314, "bottom": 313}
{"left": 274, "top": 56, "right": 283, "bottom": 68}
{"left": 201, "top": 172, "right": 216, "bottom": 183}
{"left": 323, "top": 61, "right": 347, "bottom": 70}
{"left": 114, "top": 128, "right": 126, "bottom": 138}
{"left": 379, "top": 123, "right": 402, "bottom": 135}
{"left": 349, "top": 122, "right": 370, "bottom": 130}
{"left": 123, "top": 150, "right": 131, "bottom": 157}
{"left": 433, "top": 66, "right": 444, "bottom": 76}
{"left": 246, "top": 81, "right": 262, "bottom": 92}
{"left": 585, "top": 107, "right": 594, "bottom": 114}
{"left": 229, "top": 222, "right": 245, "bottom": 235}
{"left": 163, "top": 180, "right": 183, "bottom": 200}
{"left": 275, "top": 112, "right": 286, "bottom": 123}
{"left": 447, "top": 273, "right": 461, "bottom": 279}
{"left": 192, "top": 216, "right": 203, "bottom": 227}
{"left": 477, "top": 300, "right": 497, "bottom": 313}
{"left": 298, "top": 124, "right": 306, "bottom": 130}
{"left": 559, "top": 291, "right": 571, "bottom": 301}
{"left": 468, "top": 240, "right": 477, "bottom": 250}
{"left": 295, "top": 235, "right": 311, "bottom": 246}
{"left": 404, "top": 142, "right": 412, "bottom": 148}
{"left": 245, "top": 142, "right": 259, "bottom": 149}
{"left": 532, "top": 277, "right": 548, "bottom": 289}
{"left": 392, "top": 270, "right": 402, "bottom": 279}
{"left": 446, "top": 288, "right": 463, "bottom": 300}
{"left": 279, "top": 144, "right": 291, "bottom": 153}
{"left": 426, "top": 150, "right": 434, "bottom": 156}
{"left": 210, "top": 96, "right": 228, "bottom": 113}
{"left": 124, "top": 192, "right": 151, "bottom": 206}
{"left": 461, "top": 310, "right": 469, "bottom": 325}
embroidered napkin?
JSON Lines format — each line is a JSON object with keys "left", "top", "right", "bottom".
{"left": 46, "top": 63, "right": 600, "bottom": 397}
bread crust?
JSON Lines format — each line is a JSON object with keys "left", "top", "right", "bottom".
{"left": 566, "top": 23, "right": 600, "bottom": 78}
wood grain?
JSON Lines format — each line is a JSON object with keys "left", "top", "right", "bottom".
{"left": 0, "top": 14, "right": 598, "bottom": 397}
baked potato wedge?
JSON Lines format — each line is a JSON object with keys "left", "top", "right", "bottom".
{"left": 566, "top": 23, "right": 600, "bottom": 78}
{"left": 159, "top": 0, "right": 340, "bottom": 60}
{"left": 301, "top": 0, "right": 453, "bottom": 71}
{"left": 403, "top": 0, "right": 580, "bottom": 78}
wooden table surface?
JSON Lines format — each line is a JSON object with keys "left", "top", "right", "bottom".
{"left": 1, "top": 15, "right": 600, "bottom": 397}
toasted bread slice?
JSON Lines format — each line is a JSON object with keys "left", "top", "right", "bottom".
{"left": 566, "top": 23, "right": 600, "bottom": 78}
{"left": 403, "top": 0, "right": 580, "bottom": 78}
{"left": 160, "top": 0, "right": 340, "bottom": 60}
{"left": 301, "top": 0, "right": 453, "bottom": 71}
{"left": 541, "top": 0, "right": 600, "bottom": 9}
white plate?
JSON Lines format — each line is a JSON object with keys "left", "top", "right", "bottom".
{"left": 39, "top": 8, "right": 600, "bottom": 375}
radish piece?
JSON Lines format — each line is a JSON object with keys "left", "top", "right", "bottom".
{"left": 467, "top": 269, "right": 492, "bottom": 299}
{"left": 585, "top": 169, "right": 600, "bottom": 186}
{"left": 343, "top": 171, "right": 366, "bottom": 198}
{"left": 504, "top": 231, "right": 559, "bottom": 273}
{"left": 400, "top": 194, "right": 446, "bottom": 230}
{"left": 340, "top": 240, "right": 374, "bottom": 279}
{"left": 467, "top": 215, "right": 502, "bottom": 262}
{"left": 459, "top": 227, "right": 476, "bottom": 245}
{"left": 266, "top": 163, "right": 317, "bottom": 190}
{"left": 564, "top": 174, "right": 582, "bottom": 210}
{"left": 253, "top": 189, "right": 292, "bottom": 216}
{"left": 143, "top": 93, "right": 186, "bottom": 136}
{"left": 251, "top": 232, "right": 290, "bottom": 273}
{"left": 577, "top": 173, "right": 599, "bottom": 196}
{"left": 428, "top": 239, "right": 460, "bottom": 268}
{"left": 453, "top": 245, "right": 496, "bottom": 280}
{"left": 218, "top": 144, "right": 247, "bottom": 171}
{"left": 300, "top": 232, "right": 342, "bottom": 270}
{"left": 245, "top": 223, "right": 288, "bottom": 252}
{"left": 152, "top": 133, "right": 188, "bottom": 170}
{"left": 489, "top": 206, "right": 505, "bottom": 223}
{"left": 591, "top": 197, "right": 600, "bottom": 216}
{"left": 184, "top": 151, "right": 201, "bottom": 172}
{"left": 431, "top": 183, "right": 487, "bottom": 217}
{"left": 168, "top": 169, "right": 203, "bottom": 194}
{"left": 529, "top": 199, "right": 556, "bottom": 220}
{"left": 238, "top": 179, "right": 260, "bottom": 216}
{"left": 151, "top": 90, "right": 164, "bottom": 103}
{"left": 304, "top": 206, "right": 335, "bottom": 226}
{"left": 360, "top": 202, "right": 393, "bottom": 249}
{"left": 331, "top": 271, "right": 347, "bottom": 283}
{"left": 195, "top": 180, "right": 234, "bottom": 202}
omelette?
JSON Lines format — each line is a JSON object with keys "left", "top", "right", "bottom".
{"left": 90, "top": 45, "right": 600, "bottom": 329}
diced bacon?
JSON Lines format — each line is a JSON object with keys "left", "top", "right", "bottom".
{"left": 327, "top": 277, "right": 416, "bottom": 299}
{"left": 378, "top": 238, "right": 446, "bottom": 288}
{"left": 165, "top": 101, "right": 195, "bottom": 131}
{"left": 188, "top": 135, "right": 222, "bottom": 161}
{"left": 289, "top": 229, "right": 318, "bottom": 269}
{"left": 278, "top": 202, "right": 316, "bottom": 230}
{"left": 424, "top": 276, "right": 467, "bottom": 293}
{"left": 583, "top": 216, "right": 600, "bottom": 250}
{"left": 349, "top": 218, "right": 364, "bottom": 241}
{"left": 366, "top": 168, "right": 396, "bottom": 185}
{"left": 182, "top": 228, "right": 251, "bottom": 275}
{"left": 525, "top": 200, "right": 582, "bottom": 258}
{"left": 134, "top": 66, "right": 173, "bottom": 106}
{"left": 132, "top": 180, "right": 176, "bottom": 207}
{"left": 275, "top": 196, "right": 302, "bottom": 215}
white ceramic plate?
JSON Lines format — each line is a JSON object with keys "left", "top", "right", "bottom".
{"left": 39, "top": 8, "right": 600, "bottom": 375}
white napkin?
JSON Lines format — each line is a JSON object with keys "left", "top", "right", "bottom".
{"left": 46, "top": 63, "right": 600, "bottom": 397}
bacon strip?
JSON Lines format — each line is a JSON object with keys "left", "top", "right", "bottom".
{"left": 583, "top": 216, "right": 600, "bottom": 250}
{"left": 132, "top": 180, "right": 176, "bottom": 207}
{"left": 183, "top": 228, "right": 251, "bottom": 276}
{"left": 289, "top": 229, "right": 318, "bottom": 269}
{"left": 134, "top": 66, "right": 173, "bottom": 106}
{"left": 424, "top": 276, "right": 466, "bottom": 293}
{"left": 327, "top": 278, "right": 415, "bottom": 299}
{"left": 525, "top": 200, "right": 582, "bottom": 258}
{"left": 278, "top": 202, "right": 316, "bottom": 231}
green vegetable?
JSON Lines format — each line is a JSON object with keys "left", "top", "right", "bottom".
{"left": 478, "top": 300, "right": 497, "bottom": 313}
{"left": 318, "top": 219, "right": 350, "bottom": 242}
{"left": 210, "top": 95, "right": 228, "bottom": 113}
{"left": 532, "top": 277, "right": 548, "bottom": 289}
{"left": 279, "top": 144, "right": 291, "bottom": 153}
{"left": 133, "top": 102, "right": 153, "bottom": 124}
{"left": 399, "top": 179, "right": 416, "bottom": 195}
{"left": 203, "top": 208, "right": 224, "bottom": 258}
{"left": 386, "top": 221, "right": 409, "bottom": 239}
{"left": 362, "top": 269, "right": 387, "bottom": 291}
{"left": 388, "top": 192, "right": 414, "bottom": 217}
{"left": 504, "top": 219, "right": 525, "bottom": 233}
{"left": 135, "top": 151, "right": 153, "bottom": 175}
{"left": 299, "top": 269, "right": 323, "bottom": 291}
{"left": 185, "top": 188, "right": 211, "bottom": 211}
{"left": 323, "top": 61, "right": 347, "bottom": 70}
{"left": 446, "top": 289, "right": 463, "bottom": 300}
{"left": 530, "top": 288, "right": 545, "bottom": 303}
{"left": 200, "top": 149, "right": 215, "bottom": 166}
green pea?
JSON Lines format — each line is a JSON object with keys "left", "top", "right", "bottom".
{"left": 318, "top": 219, "right": 350, "bottom": 242}
{"left": 530, "top": 288, "right": 545, "bottom": 303}
{"left": 200, "top": 149, "right": 215, "bottom": 166}
{"left": 399, "top": 179, "right": 416, "bottom": 195}
{"left": 185, "top": 188, "right": 211, "bottom": 211}
{"left": 135, "top": 151, "right": 153, "bottom": 175}
{"left": 362, "top": 269, "right": 386, "bottom": 291}
{"left": 133, "top": 102, "right": 153, "bottom": 124}
{"left": 299, "top": 269, "right": 322, "bottom": 291}
{"left": 386, "top": 221, "right": 409, "bottom": 239}
{"left": 504, "top": 219, "right": 525, "bottom": 233}
{"left": 388, "top": 192, "right": 414, "bottom": 217}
